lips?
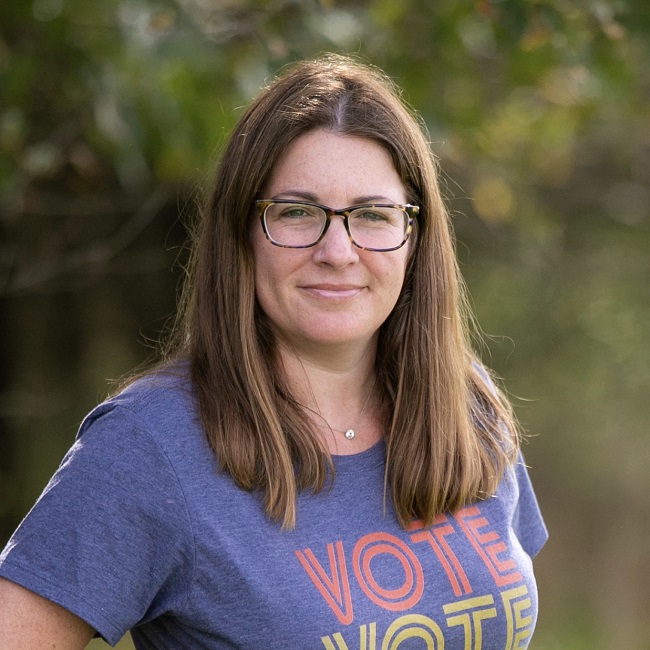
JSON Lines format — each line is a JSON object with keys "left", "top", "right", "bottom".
{"left": 301, "top": 283, "right": 365, "bottom": 300}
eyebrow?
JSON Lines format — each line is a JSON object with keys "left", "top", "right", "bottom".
{"left": 270, "top": 190, "right": 402, "bottom": 205}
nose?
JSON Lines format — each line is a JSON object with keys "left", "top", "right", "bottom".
{"left": 311, "top": 215, "right": 359, "bottom": 268}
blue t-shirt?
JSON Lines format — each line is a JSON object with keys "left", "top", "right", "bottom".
{"left": 0, "top": 371, "right": 547, "bottom": 649}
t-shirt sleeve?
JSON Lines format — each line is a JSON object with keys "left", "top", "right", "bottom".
{"left": 512, "top": 453, "right": 548, "bottom": 559}
{"left": 0, "top": 404, "right": 195, "bottom": 646}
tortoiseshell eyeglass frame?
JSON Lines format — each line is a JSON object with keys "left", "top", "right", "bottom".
{"left": 254, "top": 199, "right": 419, "bottom": 252}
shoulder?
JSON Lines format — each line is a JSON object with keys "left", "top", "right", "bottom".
{"left": 110, "top": 359, "right": 194, "bottom": 414}
{"left": 0, "top": 365, "right": 214, "bottom": 644}
{"left": 493, "top": 452, "right": 548, "bottom": 558}
{"left": 70, "top": 360, "right": 213, "bottom": 486}
{"left": 81, "top": 361, "right": 198, "bottom": 440}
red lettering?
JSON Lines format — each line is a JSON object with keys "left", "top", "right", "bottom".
{"left": 409, "top": 515, "right": 472, "bottom": 597}
{"left": 296, "top": 541, "right": 354, "bottom": 625}
{"left": 352, "top": 533, "right": 424, "bottom": 612}
{"left": 455, "top": 506, "right": 522, "bottom": 587}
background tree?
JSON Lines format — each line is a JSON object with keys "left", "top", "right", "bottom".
{"left": 2, "top": 1, "right": 649, "bottom": 647}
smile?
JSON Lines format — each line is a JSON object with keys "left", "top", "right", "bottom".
{"left": 301, "top": 284, "right": 365, "bottom": 300}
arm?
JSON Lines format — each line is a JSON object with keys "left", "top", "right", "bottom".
{"left": 0, "top": 578, "right": 95, "bottom": 650}
{"left": 0, "top": 398, "right": 194, "bottom": 646}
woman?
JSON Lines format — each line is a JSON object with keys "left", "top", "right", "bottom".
{"left": 0, "top": 55, "right": 547, "bottom": 648}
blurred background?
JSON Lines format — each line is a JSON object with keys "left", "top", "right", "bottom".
{"left": 1, "top": 0, "right": 649, "bottom": 648}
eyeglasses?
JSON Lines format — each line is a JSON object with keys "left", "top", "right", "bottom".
{"left": 255, "top": 200, "right": 419, "bottom": 252}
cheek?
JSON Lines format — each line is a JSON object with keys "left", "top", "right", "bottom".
{"left": 391, "top": 256, "right": 411, "bottom": 308}
{"left": 388, "top": 275, "right": 407, "bottom": 310}
{"left": 251, "top": 225, "right": 276, "bottom": 280}
{"left": 391, "top": 250, "right": 410, "bottom": 289}
{"left": 253, "top": 253, "right": 279, "bottom": 310}
{"left": 251, "top": 234, "right": 275, "bottom": 311}
{"left": 373, "top": 257, "right": 409, "bottom": 315}
{"left": 251, "top": 238, "right": 301, "bottom": 317}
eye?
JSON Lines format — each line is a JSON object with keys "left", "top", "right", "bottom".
{"left": 351, "top": 207, "right": 397, "bottom": 225}
{"left": 282, "top": 207, "right": 307, "bottom": 218}
{"left": 358, "top": 210, "right": 389, "bottom": 222}
{"left": 277, "top": 204, "right": 320, "bottom": 220}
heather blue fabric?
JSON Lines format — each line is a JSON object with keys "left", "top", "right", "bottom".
{"left": 0, "top": 370, "right": 547, "bottom": 649}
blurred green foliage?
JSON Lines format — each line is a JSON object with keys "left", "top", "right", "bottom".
{"left": 1, "top": 1, "right": 649, "bottom": 647}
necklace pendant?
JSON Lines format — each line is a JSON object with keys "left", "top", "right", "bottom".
{"left": 345, "top": 429, "right": 355, "bottom": 440}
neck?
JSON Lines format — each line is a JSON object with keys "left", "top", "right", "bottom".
{"left": 274, "top": 339, "right": 382, "bottom": 454}
{"left": 277, "top": 337, "right": 375, "bottom": 393}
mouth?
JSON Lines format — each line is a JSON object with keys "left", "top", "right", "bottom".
{"left": 301, "top": 284, "right": 365, "bottom": 300}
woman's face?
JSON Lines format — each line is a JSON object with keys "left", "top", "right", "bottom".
{"left": 251, "top": 129, "right": 411, "bottom": 356}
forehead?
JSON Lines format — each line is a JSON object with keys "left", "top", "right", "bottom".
{"left": 264, "top": 129, "right": 406, "bottom": 205}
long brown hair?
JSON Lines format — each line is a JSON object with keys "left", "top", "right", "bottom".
{"left": 171, "top": 54, "right": 519, "bottom": 529}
